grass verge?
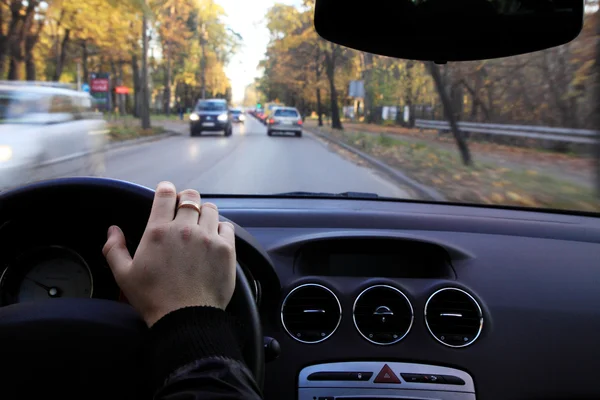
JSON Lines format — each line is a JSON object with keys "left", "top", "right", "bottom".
{"left": 108, "top": 121, "right": 166, "bottom": 142}
{"left": 315, "top": 126, "right": 600, "bottom": 212}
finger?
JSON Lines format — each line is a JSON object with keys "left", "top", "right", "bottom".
{"left": 148, "top": 182, "right": 177, "bottom": 225}
{"left": 199, "top": 202, "right": 219, "bottom": 233}
{"left": 218, "top": 221, "right": 235, "bottom": 243}
{"left": 175, "top": 189, "right": 201, "bottom": 224}
{"left": 102, "top": 225, "right": 133, "bottom": 278}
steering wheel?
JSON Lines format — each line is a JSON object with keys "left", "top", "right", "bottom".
{"left": 0, "top": 178, "right": 264, "bottom": 400}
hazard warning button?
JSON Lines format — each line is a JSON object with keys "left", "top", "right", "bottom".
{"left": 373, "top": 364, "right": 401, "bottom": 384}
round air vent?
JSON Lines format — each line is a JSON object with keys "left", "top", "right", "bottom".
{"left": 281, "top": 283, "right": 341, "bottom": 343}
{"left": 425, "top": 287, "right": 483, "bottom": 348}
{"left": 353, "top": 285, "right": 413, "bottom": 345}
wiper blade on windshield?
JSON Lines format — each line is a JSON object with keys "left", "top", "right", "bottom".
{"left": 276, "top": 191, "right": 379, "bottom": 199}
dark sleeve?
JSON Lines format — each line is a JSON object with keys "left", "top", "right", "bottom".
{"left": 146, "top": 306, "right": 263, "bottom": 400}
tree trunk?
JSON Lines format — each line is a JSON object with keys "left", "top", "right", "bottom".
{"left": 316, "top": 87, "right": 323, "bottom": 127}
{"left": 428, "top": 62, "right": 472, "bottom": 166}
{"left": 110, "top": 59, "right": 117, "bottom": 113}
{"left": 7, "top": 55, "right": 20, "bottom": 80}
{"left": 23, "top": 8, "right": 43, "bottom": 82}
{"left": 7, "top": 0, "right": 38, "bottom": 82}
{"left": 25, "top": 55, "right": 35, "bottom": 80}
{"left": 25, "top": 35, "right": 36, "bottom": 81}
{"left": 82, "top": 41, "right": 89, "bottom": 83}
{"left": 325, "top": 43, "right": 343, "bottom": 130}
{"left": 361, "top": 52, "right": 375, "bottom": 122}
{"left": 314, "top": 48, "right": 324, "bottom": 126}
{"left": 140, "top": 12, "right": 151, "bottom": 129}
{"left": 404, "top": 60, "right": 414, "bottom": 127}
{"left": 118, "top": 61, "right": 125, "bottom": 114}
{"left": 200, "top": 24, "right": 207, "bottom": 100}
{"left": 163, "top": 48, "right": 171, "bottom": 115}
{"left": 53, "top": 28, "right": 70, "bottom": 81}
{"left": 0, "top": 2, "right": 25, "bottom": 79}
{"left": 132, "top": 53, "right": 140, "bottom": 118}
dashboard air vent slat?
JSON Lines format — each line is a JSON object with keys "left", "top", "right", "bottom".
{"left": 425, "top": 288, "right": 483, "bottom": 348}
{"left": 281, "top": 284, "right": 341, "bottom": 344}
{"left": 353, "top": 285, "right": 413, "bottom": 345}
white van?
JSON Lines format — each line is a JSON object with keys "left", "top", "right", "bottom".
{"left": 0, "top": 83, "right": 107, "bottom": 190}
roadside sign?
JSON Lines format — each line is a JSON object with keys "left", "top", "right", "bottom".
{"left": 90, "top": 73, "right": 110, "bottom": 111}
{"left": 349, "top": 80, "right": 365, "bottom": 98}
{"left": 91, "top": 78, "right": 109, "bottom": 92}
{"left": 115, "top": 86, "right": 130, "bottom": 94}
{"left": 82, "top": 83, "right": 90, "bottom": 92}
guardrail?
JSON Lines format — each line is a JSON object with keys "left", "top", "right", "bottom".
{"left": 415, "top": 119, "right": 598, "bottom": 144}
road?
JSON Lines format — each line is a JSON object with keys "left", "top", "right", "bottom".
{"left": 103, "top": 116, "right": 412, "bottom": 198}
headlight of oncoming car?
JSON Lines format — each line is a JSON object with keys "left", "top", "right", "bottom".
{"left": 0, "top": 146, "right": 13, "bottom": 162}
{"left": 189, "top": 113, "right": 199, "bottom": 121}
{"left": 217, "top": 113, "right": 228, "bottom": 122}
{"left": 239, "top": 114, "right": 245, "bottom": 121}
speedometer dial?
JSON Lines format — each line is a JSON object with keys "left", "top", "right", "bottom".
{"left": 1, "top": 246, "right": 93, "bottom": 304}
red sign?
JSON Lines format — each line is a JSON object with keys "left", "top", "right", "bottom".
{"left": 115, "top": 86, "right": 130, "bottom": 94}
{"left": 91, "top": 78, "right": 109, "bottom": 92}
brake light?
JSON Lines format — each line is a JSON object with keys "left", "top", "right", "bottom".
{"left": 268, "top": 118, "right": 275, "bottom": 124}
{"left": 297, "top": 119, "right": 303, "bottom": 125}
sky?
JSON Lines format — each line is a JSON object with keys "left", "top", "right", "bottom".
{"left": 218, "top": 0, "right": 302, "bottom": 104}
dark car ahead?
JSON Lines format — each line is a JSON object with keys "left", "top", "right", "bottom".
{"left": 189, "top": 99, "right": 232, "bottom": 137}
{"left": 230, "top": 108, "right": 245, "bottom": 123}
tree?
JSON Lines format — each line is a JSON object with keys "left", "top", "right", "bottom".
{"left": 140, "top": 4, "right": 151, "bottom": 129}
{"left": 324, "top": 42, "right": 343, "bottom": 130}
{"left": 427, "top": 62, "right": 472, "bottom": 166}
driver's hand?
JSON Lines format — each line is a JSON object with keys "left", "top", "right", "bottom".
{"left": 102, "top": 181, "right": 236, "bottom": 327}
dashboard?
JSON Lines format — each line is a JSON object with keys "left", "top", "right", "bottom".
{"left": 1, "top": 189, "right": 599, "bottom": 400}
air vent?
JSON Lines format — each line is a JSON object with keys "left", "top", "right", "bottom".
{"left": 425, "top": 288, "right": 483, "bottom": 348}
{"left": 281, "top": 283, "right": 341, "bottom": 343}
{"left": 353, "top": 285, "right": 413, "bottom": 345}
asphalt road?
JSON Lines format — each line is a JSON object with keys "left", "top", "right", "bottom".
{"left": 103, "top": 116, "right": 411, "bottom": 198}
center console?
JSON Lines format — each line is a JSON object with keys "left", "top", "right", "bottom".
{"left": 298, "top": 362, "right": 475, "bottom": 400}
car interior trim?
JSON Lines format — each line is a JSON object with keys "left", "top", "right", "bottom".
{"left": 298, "top": 361, "right": 475, "bottom": 400}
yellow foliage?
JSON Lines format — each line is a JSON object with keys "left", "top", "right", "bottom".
{"left": 491, "top": 193, "right": 504, "bottom": 202}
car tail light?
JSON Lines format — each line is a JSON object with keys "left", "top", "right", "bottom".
{"left": 268, "top": 118, "right": 275, "bottom": 124}
{"left": 297, "top": 119, "right": 303, "bottom": 125}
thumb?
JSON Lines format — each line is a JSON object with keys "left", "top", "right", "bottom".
{"left": 102, "top": 225, "right": 133, "bottom": 278}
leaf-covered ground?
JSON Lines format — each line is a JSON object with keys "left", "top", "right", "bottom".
{"left": 308, "top": 122, "right": 600, "bottom": 213}
{"left": 334, "top": 121, "right": 595, "bottom": 188}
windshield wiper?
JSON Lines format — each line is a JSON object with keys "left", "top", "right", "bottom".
{"left": 276, "top": 191, "right": 379, "bottom": 199}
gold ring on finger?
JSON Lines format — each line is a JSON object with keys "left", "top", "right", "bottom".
{"left": 177, "top": 200, "right": 201, "bottom": 214}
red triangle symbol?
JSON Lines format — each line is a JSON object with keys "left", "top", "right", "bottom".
{"left": 374, "top": 364, "right": 401, "bottom": 383}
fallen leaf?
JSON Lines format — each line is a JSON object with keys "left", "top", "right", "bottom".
{"left": 491, "top": 193, "right": 504, "bottom": 202}
{"left": 506, "top": 191, "right": 522, "bottom": 202}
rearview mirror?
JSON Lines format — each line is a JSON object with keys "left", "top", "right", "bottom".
{"left": 314, "top": 0, "right": 585, "bottom": 61}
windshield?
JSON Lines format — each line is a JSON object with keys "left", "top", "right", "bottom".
{"left": 0, "top": 0, "right": 597, "bottom": 213}
{"left": 0, "top": 91, "right": 48, "bottom": 123}
{"left": 274, "top": 109, "right": 299, "bottom": 118}
{"left": 196, "top": 101, "right": 227, "bottom": 111}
